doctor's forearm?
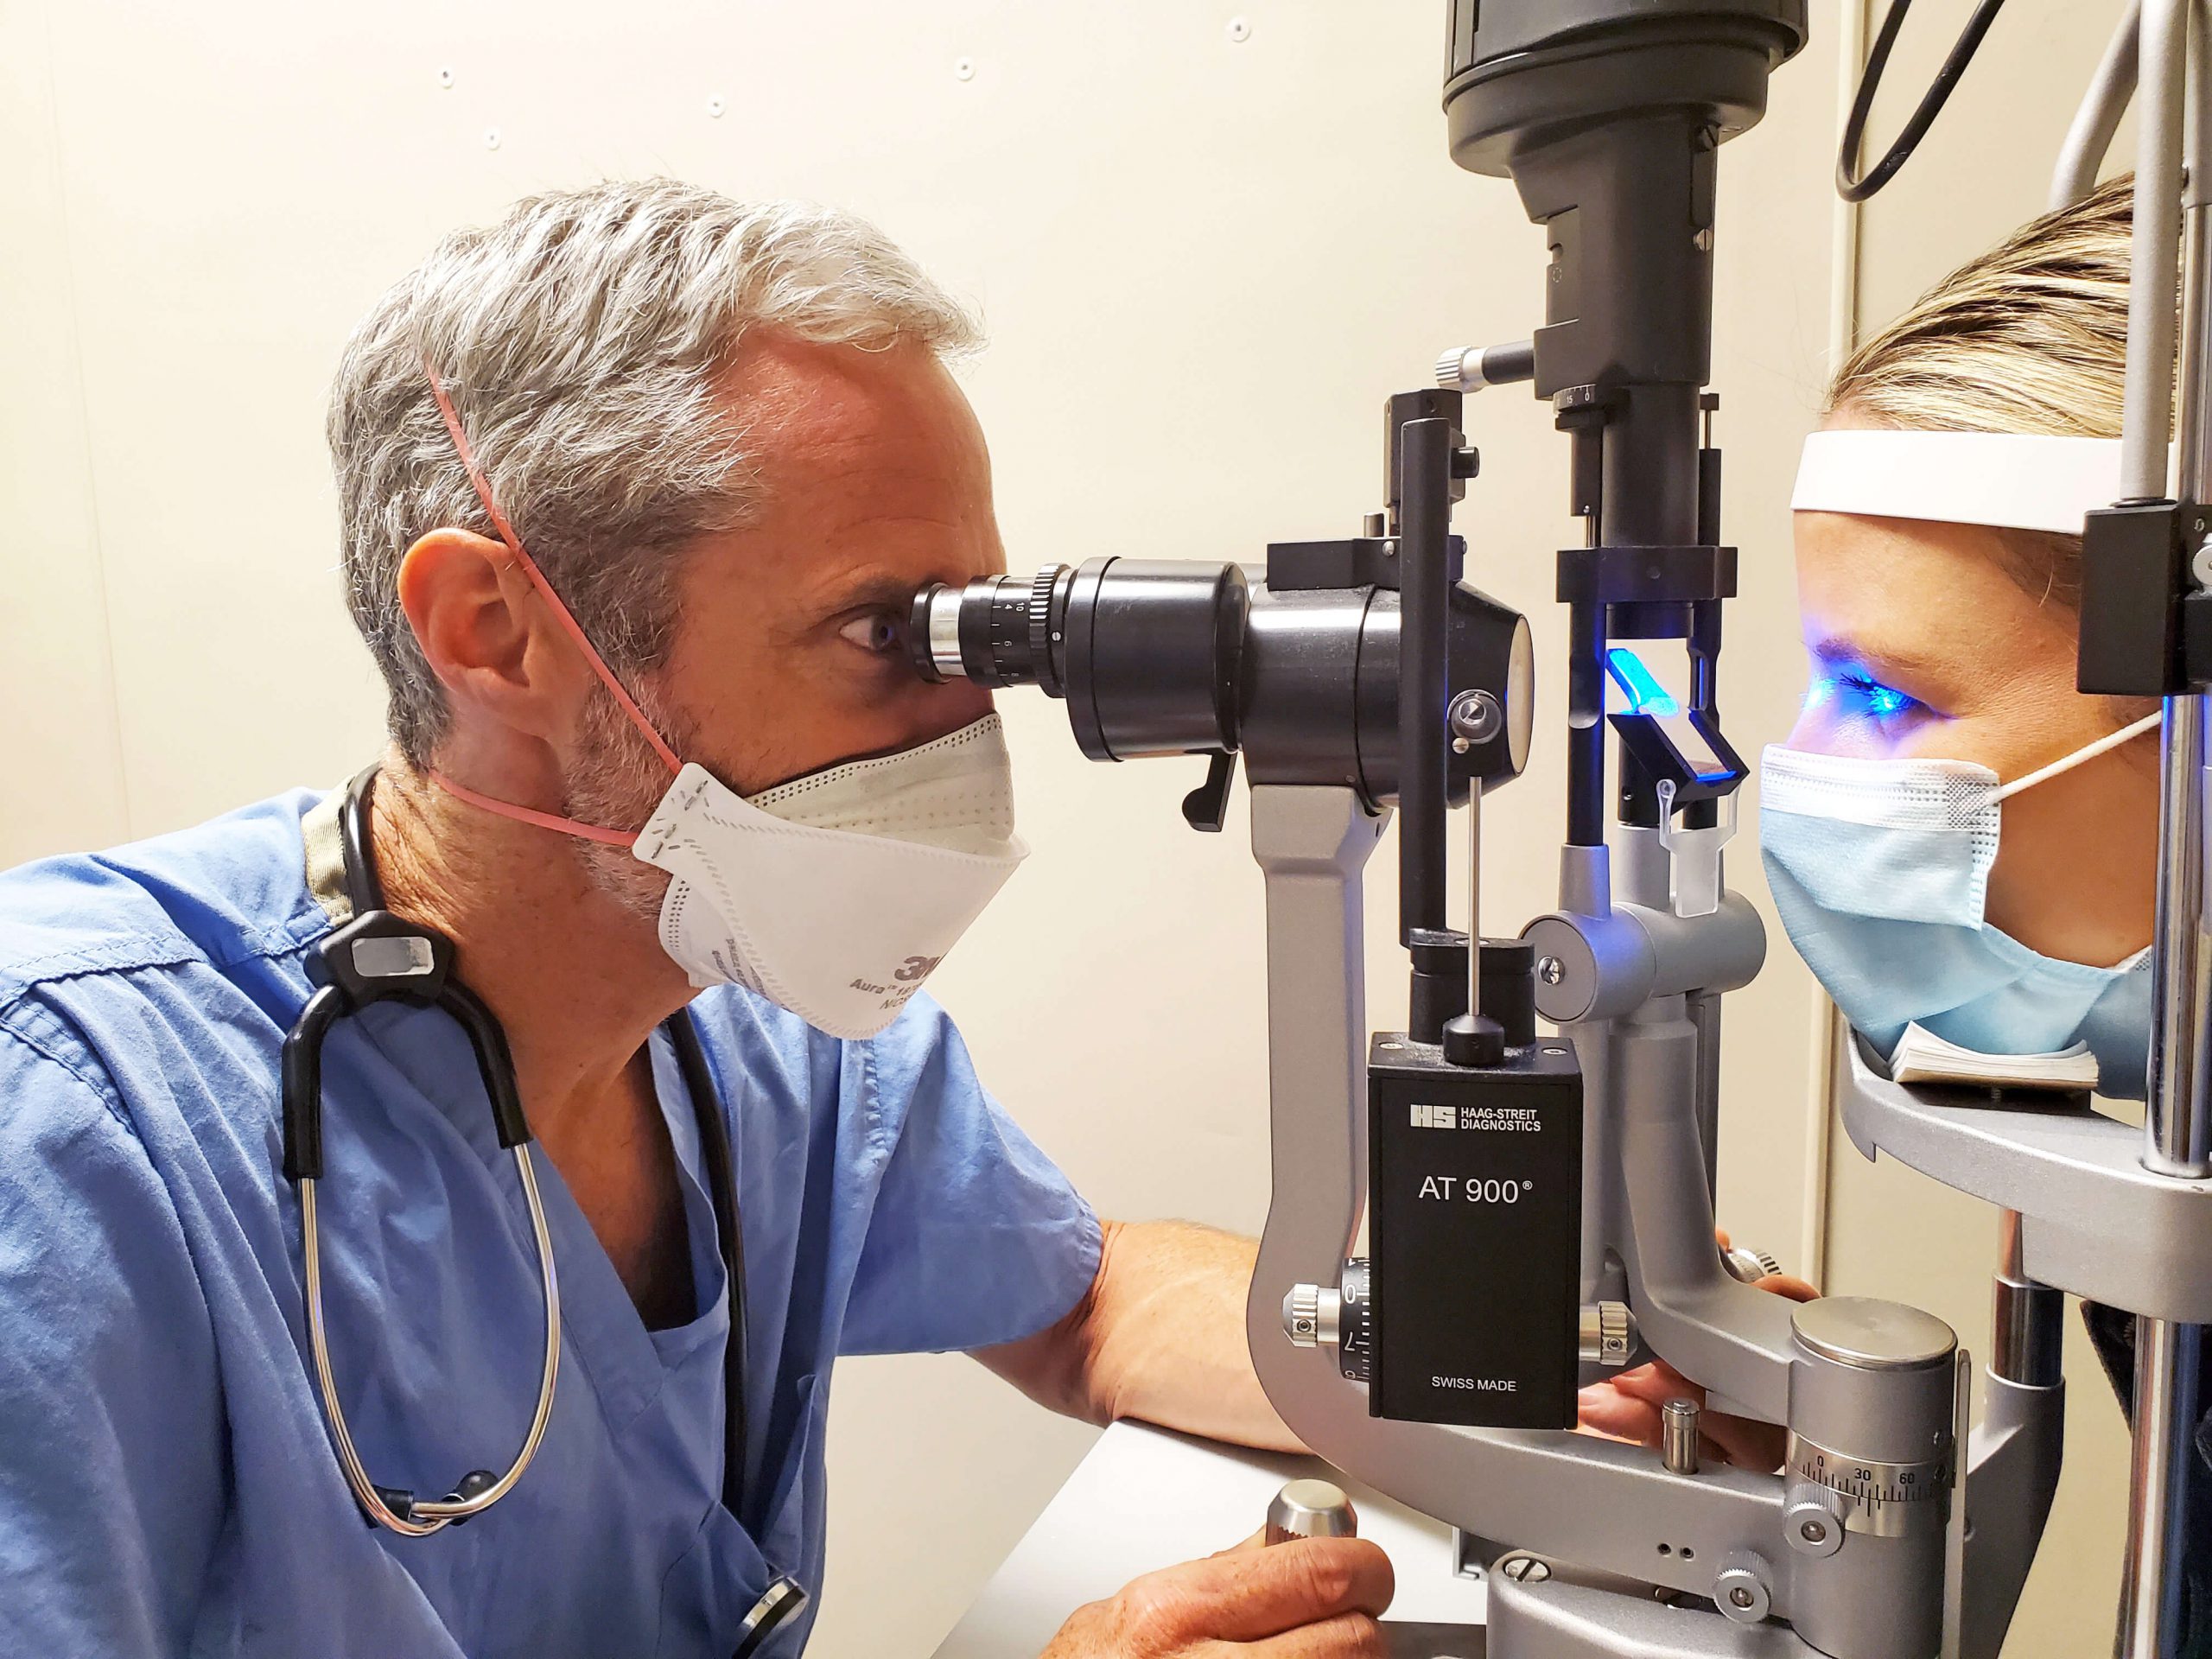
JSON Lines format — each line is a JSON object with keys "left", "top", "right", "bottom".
{"left": 1077, "top": 1219, "right": 1306, "bottom": 1452}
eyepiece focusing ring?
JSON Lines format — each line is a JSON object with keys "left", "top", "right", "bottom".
{"left": 907, "top": 566, "right": 1077, "bottom": 692}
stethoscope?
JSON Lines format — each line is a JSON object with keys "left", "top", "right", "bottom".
{"left": 281, "top": 766, "right": 805, "bottom": 1653}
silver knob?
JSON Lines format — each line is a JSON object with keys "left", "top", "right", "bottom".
{"left": 1435, "top": 346, "right": 1478, "bottom": 390}
{"left": 1713, "top": 1554, "right": 1773, "bottom": 1624}
{"left": 1265, "top": 1478, "right": 1357, "bottom": 1545}
{"left": 1662, "top": 1397, "right": 1701, "bottom": 1476}
{"left": 1282, "top": 1284, "right": 1343, "bottom": 1348}
{"left": 1579, "top": 1301, "right": 1635, "bottom": 1368}
{"left": 1723, "top": 1245, "right": 1783, "bottom": 1284}
{"left": 1784, "top": 1495, "right": 1845, "bottom": 1559}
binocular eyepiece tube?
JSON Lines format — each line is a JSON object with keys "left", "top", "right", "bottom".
{"left": 909, "top": 554, "right": 1534, "bottom": 810}
{"left": 911, "top": 559, "right": 1250, "bottom": 765}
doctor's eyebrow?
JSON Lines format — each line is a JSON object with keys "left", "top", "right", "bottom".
{"left": 806, "top": 569, "right": 929, "bottom": 619}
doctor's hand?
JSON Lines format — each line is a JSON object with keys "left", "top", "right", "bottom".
{"left": 1575, "top": 1246, "right": 1818, "bottom": 1472}
{"left": 1039, "top": 1531, "right": 1395, "bottom": 1658}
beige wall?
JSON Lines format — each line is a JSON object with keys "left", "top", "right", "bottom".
{"left": 0, "top": 2, "right": 2135, "bottom": 1656}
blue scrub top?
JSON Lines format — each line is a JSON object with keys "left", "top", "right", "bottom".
{"left": 0, "top": 788, "right": 1102, "bottom": 1657}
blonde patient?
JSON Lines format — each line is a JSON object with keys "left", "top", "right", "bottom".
{"left": 1584, "top": 177, "right": 2171, "bottom": 1478}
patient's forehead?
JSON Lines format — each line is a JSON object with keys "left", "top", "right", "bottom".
{"left": 1793, "top": 510, "right": 2073, "bottom": 689}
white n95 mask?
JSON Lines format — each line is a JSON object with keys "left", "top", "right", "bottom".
{"left": 632, "top": 718, "right": 1026, "bottom": 1038}
{"left": 1758, "top": 716, "right": 2158, "bottom": 1096}
{"left": 416, "top": 359, "right": 1024, "bottom": 1039}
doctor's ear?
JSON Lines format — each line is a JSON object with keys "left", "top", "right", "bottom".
{"left": 395, "top": 527, "right": 591, "bottom": 743}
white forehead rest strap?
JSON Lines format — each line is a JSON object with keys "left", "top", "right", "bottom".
{"left": 1790, "top": 429, "right": 2158, "bottom": 535}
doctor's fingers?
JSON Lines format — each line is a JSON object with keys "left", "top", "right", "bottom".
{"left": 1756, "top": 1272, "right": 1821, "bottom": 1303}
{"left": 1192, "top": 1611, "right": 1389, "bottom": 1658}
{"left": 1122, "top": 1537, "right": 1395, "bottom": 1647}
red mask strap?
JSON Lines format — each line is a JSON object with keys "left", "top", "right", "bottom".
{"left": 419, "top": 358, "right": 682, "bottom": 776}
{"left": 423, "top": 766, "right": 640, "bottom": 848}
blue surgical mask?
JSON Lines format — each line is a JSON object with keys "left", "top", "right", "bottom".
{"left": 1758, "top": 719, "right": 2159, "bottom": 1098}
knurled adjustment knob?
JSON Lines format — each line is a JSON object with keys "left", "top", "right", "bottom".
{"left": 1027, "top": 567, "right": 1064, "bottom": 696}
{"left": 1579, "top": 1300, "right": 1634, "bottom": 1368}
{"left": 1265, "top": 1479, "right": 1357, "bottom": 1545}
{"left": 1435, "top": 346, "right": 1474, "bottom": 390}
{"left": 1724, "top": 1245, "right": 1783, "bottom": 1285}
{"left": 1285, "top": 1283, "right": 1324, "bottom": 1348}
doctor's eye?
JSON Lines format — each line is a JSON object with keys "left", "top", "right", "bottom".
{"left": 837, "top": 611, "right": 906, "bottom": 657}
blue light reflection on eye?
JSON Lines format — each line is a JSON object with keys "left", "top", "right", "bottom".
{"left": 1862, "top": 681, "right": 1913, "bottom": 718}
{"left": 1804, "top": 668, "right": 1917, "bottom": 721}
{"left": 1605, "top": 647, "right": 1681, "bottom": 717}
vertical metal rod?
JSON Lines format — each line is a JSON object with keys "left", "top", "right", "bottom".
{"left": 1466, "top": 779, "right": 1483, "bottom": 1023}
{"left": 1992, "top": 1210, "right": 2063, "bottom": 1389}
{"left": 1567, "top": 603, "right": 1607, "bottom": 848}
{"left": 1397, "top": 417, "right": 1452, "bottom": 943}
{"left": 2124, "top": 0, "right": 2187, "bottom": 502}
{"left": 2148, "top": 697, "right": 2212, "bottom": 1180}
{"left": 2149, "top": 0, "right": 2212, "bottom": 1185}
{"left": 2120, "top": 1319, "right": 2209, "bottom": 1657}
{"left": 2120, "top": 10, "right": 2210, "bottom": 1654}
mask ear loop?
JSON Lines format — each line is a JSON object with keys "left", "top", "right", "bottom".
{"left": 415, "top": 359, "right": 684, "bottom": 842}
{"left": 1988, "top": 710, "right": 2164, "bottom": 804}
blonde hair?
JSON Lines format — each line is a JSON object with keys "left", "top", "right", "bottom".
{"left": 1826, "top": 173, "right": 2136, "bottom": 614}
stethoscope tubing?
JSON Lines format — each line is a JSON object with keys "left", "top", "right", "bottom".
{"left": 292, "top": 766, "right": 796, "bottom": 1651}
{"left": 299, "top": 1145, "right": 563, "bottom": 1535}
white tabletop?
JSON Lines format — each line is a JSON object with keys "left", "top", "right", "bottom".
{"left": 933, "top": 1421, "right": 1486, "bottom": 1658}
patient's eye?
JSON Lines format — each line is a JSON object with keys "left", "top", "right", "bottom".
{"left": 1821, "top": 669, "right": 1921, "bottom": 723}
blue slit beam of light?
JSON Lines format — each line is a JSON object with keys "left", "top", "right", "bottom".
{"left": 1605, "top": 647, "right": 1681, "bottom": 717}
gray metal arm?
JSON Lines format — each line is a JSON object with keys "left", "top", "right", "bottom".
{"left": 1960, "top": 1372, "right": 2065, "bottom": 1659}
{"left": 1838, "top": 1038, "right": 2212, "bottom": 1324}
{"left": 1243, "top": 786, "right": 1789, "bottom": 1611}
{"left": 1244, "top": 787, "right": 2062, "bottom": 1658}
{"left": 2051, "top": 1, "right": 2141, "bottom": 210}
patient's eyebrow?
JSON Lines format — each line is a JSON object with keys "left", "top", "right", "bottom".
{"left": 1807, "top": 633, "right": 1950, "bottom": 683}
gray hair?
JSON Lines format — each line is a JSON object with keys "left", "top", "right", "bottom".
{"left": 328, "top": 179, "right": 982, "bottom": 766}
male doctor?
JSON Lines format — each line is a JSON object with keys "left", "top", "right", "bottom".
{"left": 0, "top": 179, "right": 1395, "bottom": 1657}
{"left": 0, "top": 179, "right": 1750, "bottom": 1656}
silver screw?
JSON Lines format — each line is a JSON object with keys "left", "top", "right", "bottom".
{"left": 954, "top": 56, "right": 976, "bottom": 80}
{"left": 1227, "top": 16, "right": 1252, "bottom": 41}
{"left": 436, "top": 67, "right": 455, "bottom": 90}
{"left": 1730, "top": 1587, "right": 1756, "bottom": 1610}
{"left": 1538, "top": 956, "right": 1566, "bottom": 986}
{"left": 1447, "top": 690, "right": 1503, "bottom": 745}
{"left": 706, "top": 94, "right": 727, "bottom": 118}
{"left": 1799, "top": 1519, "right": 1828, "bottom": 1544}
{"left": 1694, "top": 227, "right": 1715, "bottom": 252}
{"left": 2193, "top": 534, "right": 2212, "bottom": 588}
{"left": 1500, "top": 1556, "right": 1551, "bottom": 1583}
